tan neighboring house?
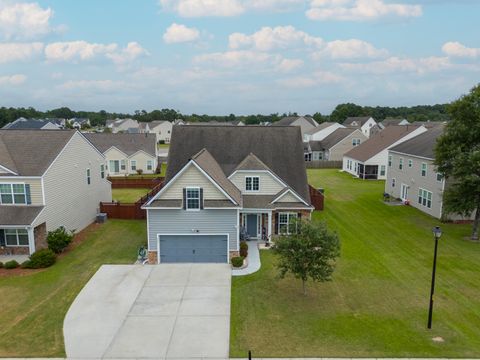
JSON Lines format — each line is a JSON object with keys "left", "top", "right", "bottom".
{"left": 305, "top": 128, "right": 367, "bottom": 161}
{"left": 148, "top": 121, "right": 173, "bottom": 143}
{"left": 85, "top": 133, "right": 158, "bottom": 176}
{"left": 0, "top": 130, "right": 112, "bottom": 255}
{"left": 106, "top": 118, "right": 139, "bottom": 133}
{"left": 272, "top": 116, "right": 318, "bottom": 136}
{"left": 303, "top": 122, "right": 345, "bottom": 142}
{"left": 343, "top": 125, "right": 427, "bottom": 180}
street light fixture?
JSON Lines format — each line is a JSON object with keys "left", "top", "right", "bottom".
{"left": 427, "top": 226, "right": 442, "bottom": 329}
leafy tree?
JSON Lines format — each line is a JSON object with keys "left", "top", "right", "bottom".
{"left": 435, "top": 84, "right": 480, "bottom": 240}
{"left": 330, "top": 103, "right": 365, "bottom": 123}
{"left": 273, "top": 220, "right": 340, "bottom": 295}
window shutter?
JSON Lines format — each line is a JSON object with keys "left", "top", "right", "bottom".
{"left": 25, "top": 184, "right": 32, "bottom": 204}
{"left": 274, "top": 212, "right": 279, "bottom": 235}
{"left": 183, "top": 188, "right": 187, "bottom": 210}
{"left": 200, "top": 188, "right": 204, "bottom": 209}
{"left": 0, "top": 229, "right": 5, "bottom": 247}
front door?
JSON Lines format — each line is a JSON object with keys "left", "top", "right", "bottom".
{"left": 401, "top": 184, "right": 409, "bottom": 201}
{"left": 246, "top": 214, "right": 258, "bottom": 238}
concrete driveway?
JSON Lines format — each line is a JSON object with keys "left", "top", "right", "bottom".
{"left": 64, "top": 264, "right": 231, "bottom": 359}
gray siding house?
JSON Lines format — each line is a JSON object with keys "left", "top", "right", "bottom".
{"left": 143, "top": 126, "right": 313, "bottom": 264}
{"left": 0, "top": 130, "right": 111, "bottom": 255}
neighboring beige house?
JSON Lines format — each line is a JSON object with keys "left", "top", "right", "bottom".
{"left": 85, "top": 133, "right": 158, "bottom": 176}
{"left": 0, "top": 129, "right": 112, "bottom": 255}
{"left": 305, "top": 128, "right": 367, "bottom": 161}
{"left": 148, "top": 121, "right": 173, "bottom": 143}
{"left": 343, "top": 116, "right": 378, "bottom": 138}
{"left": 272, "top": 116, "right": 318, "bottom": 136}
{"left": 303, "top": 122, "right": 345, "bottom": 142}
{"left": 343, "top": 125, "right": 427, "bottom": 180}
{"left": 106, "top": 118, "right": 139, "bottom": 133}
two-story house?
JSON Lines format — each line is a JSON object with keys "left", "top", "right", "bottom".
{"left": 143, "top": 126, "right": 313, "bottom": 264}
{"left": 272, "top": 116, "right": 318, "bottom": 136}
{"left": 148, "top": 121, "right": 173, "bottom": 144}
{"left": 303, "top": 122, "right": 345, "bottom": 142}
{"left": 84, "top": 133, "right": 158, "bottom": 176}
{"left": 106, "top": 118, "right": 139, "bottom": 133}
{"left": 343, "top": 116, "right": 378, "bottom": 138}
{"left": 0, "top": 130, "right": 111, "bottom": 255}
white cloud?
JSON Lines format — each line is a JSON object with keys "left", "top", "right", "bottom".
{"left": 229, "top": 26, "right": 323, "bottom": 51}
{"left": 276, "top": 58, "right": 304, "bottom": 72}
{"left": 159, "top": 0, "right": 244, "bottom": 17}
{"left": 0, "top": 42, "right": 43, "bottom": 63}
{"left": 163, "top": 23, "right": 200, "bottom": 44}
{"left": 0, "top": 73, "right": 27, "bottom": 85}
{"left": 59, "top": 79, "right": 124, "bottom": 91}
{"left": 339, "top": 56, "right": 452, "bottom": 74}
{"left": 277, "top": 70, "right": 344, "bottom": 87}
{"left": 306, "top": 0, "right": 422, "bottom": 21}
{"left": 106, "top": 42, "right": 149, "bottom": 65}
{"left": 315, "top": 39, "right": 388, "bottom": 59}
{"left": 0, "top": 1, "right": 53, "bottom": 39}
{"left": 442, "top": 41, "right": 480, "bottom": 58}
{"left": 194, "top": 50, "right": 278, "bottom": 67}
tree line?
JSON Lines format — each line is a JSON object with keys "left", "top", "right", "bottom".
{"left": 0, "top": 103, "right": 449, "bottom": 129}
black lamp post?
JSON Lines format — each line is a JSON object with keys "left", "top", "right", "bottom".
{"left": 427, "top": 226, "right": 442, "bottom": 329}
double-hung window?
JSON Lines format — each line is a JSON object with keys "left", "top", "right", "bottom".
{"left": 380, "top": 165, "right": 386, "bottom": 176}
{"left": 418, "top": 188, "right": 432, "bottom": 208}
{"left": 278, "top": 213, "right": 298, "bottom": 235}
{"left": 86, "top": 168, "right": 91, "bottom": 185}
{"left": 388, "top": 155, "right": 392, "bottom": 167}
{"left": 408, "top": 159, "right": 413, "bottom": 168}
{"left": 146, "top": 160, "right": 153, "bottom": 171}
{"left": 131, "top": 160, "right": 137, "bottom": 171}
{"left": 436, "top": 173, "right": 443, "bottom": 182}
{"left": 245, "top": 176, "right": 259, "bottom": 191}
{"left": 0, "top": 183, "right": 27, "bottom": 204}
{"left": 100, "top": 164, "right": 105, "bottom": 179}
{"left": 352, "top": 138, "right": 361, "bottom": 146}
{"left": 399, "top": 158, "right": 404, "bottom": 170}
{"left": 120, "top": 160, "right": 126, "bottom": 171}
{"left": 421, "top": 163, "right": 427, "bottom": 177}
{"left": 5, "top": 229, "right": 29, "bottom": 246}
{"left": 185, "top": 187, "right": 200, "bottom": 210}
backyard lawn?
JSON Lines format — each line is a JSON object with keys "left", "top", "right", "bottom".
{"left": 112, "top": 187, "right": 151, "bottom": 202}
{"left": 0, "top": 220, "right": 146, "bottom": 357}
{"left": 230, "top": 169, "right": 480, "bottom": 358}
{"left": 127, "top": 163, "right": 167, "bottom": 178}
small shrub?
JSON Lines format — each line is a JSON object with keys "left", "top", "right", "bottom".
{"left": 0, "top": 262, "right": 3, "bottom": 268}
{"left": 136, "top": 169, "right": 144, "bottom": 175}
{"left": 28, "top": 249, "right": 56, "bottom": 268}
{"left": 231, "top": 256, "right": 244, "bottom": 268}
{"left": 21, "top": 260, "right": 32, "bottom": 269}
{"left": 4, "top": 260, "right": 19, "bottom": 269}
{"left": 47, "top": 226, "right": 75, "bottom": 254}
{"left": 239, "top": 241, "right": 248, "bottom": 258}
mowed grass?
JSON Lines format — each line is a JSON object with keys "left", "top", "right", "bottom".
{"left": 0, "top": 220, "right": 146, "bottom": 357}
{"left": 112, "top": 188, "right": 151, "bottom": 202}
{"left": 230, "top": 169, "right": 480, "bottom": 358}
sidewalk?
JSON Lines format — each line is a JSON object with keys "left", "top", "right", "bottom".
{"left": 232, "top": 240, "right": 261, "bottom": 276}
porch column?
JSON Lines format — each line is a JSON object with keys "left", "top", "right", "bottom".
{"left": 267, "top": 211, "right": 272, "bottom": 240}
{"left": 27, "top": 227, "right": 35, "bottom": 255}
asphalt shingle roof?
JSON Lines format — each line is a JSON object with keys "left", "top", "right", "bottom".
{"left": 314, "top": 128, "right": 357, "bottom": 150}
{"left": 84, "top": 133, "right": 156, "bottom": 157}
{"left": 343, "top": 116, "right": 373, "bottom": 126}
{"left": 0, "top": 206, "right": 44, "bottom": 225}
{"left": 273, "top": 116, "right": 317, "bottom": 127}
{"left": 304, "top": 122, "right": 339, "bottom": 135}
{"left": 389, "top": 126, "right": 444, "bottom": 160}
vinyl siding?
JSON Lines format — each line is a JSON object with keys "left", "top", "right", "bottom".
{"left": 229, "top": 171, "right": 284, "bottom": 195}
{"left": 292, "top": 118, "right": 316, "bottom": 136}
{"left": 160, "top": 164, "right": 227, "bottom": 200}
{"left": 276, "top": 191, "right": 300, "bottom": 203}
{"left": 36, "top": 132, "right": 112, "bottom": 232}
{"left": 329, "top": 131, "right": 368, "bottom": 161}
{"left": 128, "top": 151, "right": 156, "bottom": 174}
{"left": 0, "top": 178, "right": 43, "bottom": 205}
{"left": 104, "top": 147, "right": 129, "bottom": 176}
{"left": 147, "top": 209, "right": 238, "bottom": 251}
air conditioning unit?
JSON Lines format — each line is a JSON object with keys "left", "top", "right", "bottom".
{"left": 96, "top": 213, "right": 107, "bottom": 223}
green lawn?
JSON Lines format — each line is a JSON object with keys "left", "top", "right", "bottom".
{"left": 230, "top": 169, "right": 480, "bottom": 358}
{"left": 157, "top": 143, "right": 170, "bottom": 149}
{"left": 0, "top": 220, "right": 146, "bottom": 357}
{"left": 112, "top": 188, "right": 151, "bottom": 202}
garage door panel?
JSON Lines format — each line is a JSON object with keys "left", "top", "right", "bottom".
{"left": 159, "top": 235, "right": 228, "bottom": 263}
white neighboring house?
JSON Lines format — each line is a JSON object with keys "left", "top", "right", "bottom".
{"left": 69, "top": 118, "right": 90, "bottom": 129}
{"left": 84, "top": 133, "right": 158, "bottom": 176}
{"left": 0, "top": 129, "right": 112, "bottom": 256}
{"left": 343, "top": 125, "right": 427, "bottom": 180}
{"left": 106, "top": 118, "right": 139, "bottom": 133}
{"left": 343, "top": 116, "right": 378, "bottom": 138}
{"left": 272, "top": 116, "right": 319, "bottom": 136}
{"left": 303, "top": 122, "right": 346, "bottom": 142}
{"left": 148, "top": 121, "right": 173, "bottom": 143}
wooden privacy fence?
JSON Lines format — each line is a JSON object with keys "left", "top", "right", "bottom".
{"left": 100, "top": 181, "right": 164, "bottom": 219}
{"left": 309, "top": 185, "right": 324, "bottom": 211}
{"left": 306, "top": 160, "right": 342, "bottom": 169}
{"left": 107, "top": 176, "right": 164, "bottom": 189}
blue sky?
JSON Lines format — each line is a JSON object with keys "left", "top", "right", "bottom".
{"left": 0, "top": 0, "right": 479, "bottom": 115}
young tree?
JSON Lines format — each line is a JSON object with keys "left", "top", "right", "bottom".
{"left": 435, "top": 84, "right": 480, "bottom": 240}
{"left": 273, "top": 220, "right": 340, "bottom": 295}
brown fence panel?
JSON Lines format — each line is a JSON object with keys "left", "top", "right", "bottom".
{"left": 306, "top": 160, "right": 342, "bottom": 169}
{"left": 108, "top": 176, "right": 164, "bottom": 189}
{"left": 309, "top": 185, "right": 324, "bottom": 211}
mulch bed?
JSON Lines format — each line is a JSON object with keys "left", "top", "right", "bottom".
{"left": 0, "top": 223, "right": 103, "bottom": 278}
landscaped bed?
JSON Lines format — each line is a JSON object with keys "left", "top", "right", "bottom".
{"left": 112, "top": 188, "right": 151, "bottom": 203}
{"left": 0, "top": 219, "right": 146, "bottom": 357}
{"left": 230, "top": 169, "right": 480, "bottom": 358}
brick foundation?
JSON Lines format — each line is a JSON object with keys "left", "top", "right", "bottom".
{"left": 0, "top": 246, "right": 29, "bottom": 255}
{"left": 148, "top": 251, "right": 158, "bottom": 264}
{"left": 34, "top": 223, "right": 47, "bottom": 251}
{"left": 229, "top": 251, "right": 240, "bottom": 258}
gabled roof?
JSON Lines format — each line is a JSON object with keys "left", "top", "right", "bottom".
{"left": 344, "top": 125, "right": 421, "bottom": 162}
{"left": 166, "top": 126, "right": 311, "bottom": 203}
{"left": 304, "top": 122, "right": 340, "bottom": 135}
{"left": 191, "top": 148, "right": 242, "bottom": 205}
{"left": 2, "top": 118, "right": 57, "bottom": 130}
{"left": 273, "top": 116, "right": 317, "bottom": 127}
{"left": 389, "top": 126, "right": 444, "bottom": 160}
{"left": 0, "top": 129, "right": 76, "bottom": 176}
{"left": 381, "top": 118, "right": 408, "bottom": 127}
{"left": 149, "top": 120, "right": 170, "bottom": 129}
{"left": 233, "top": 153, "right": 273, "bottom": 172}
{"left": 311, "top": 128, "right": 357, "bottom": 151}
{"left": 343, "top": 116, "right": 374, "bottom": 126}
{"left": 84, "top": 133, "right": 156, "bottom": 157}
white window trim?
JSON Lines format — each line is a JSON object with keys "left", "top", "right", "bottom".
{"left": 278, "top": 212, "right": 298, "bottom": 235}
{"left": 0, "top": 182, "right": 27, "bottom": 205}
{"left": 131, "top": 160, "right": 137, "bottom": 171}
{"left": 399, "top": 158, "right": 404, "bottom": 170}
{"left": 4, "top": 228, "right": 29, "bottom": 247}
{"left": 421, "top": 162, "right": 428, "bottom": 177}
{"left": 185, "top": 186, "right": 201, "bottom": 211}
{"left": 418, "top": 188, "right": 432, "bottom": 209}
{"left": 146, "top": 160, "right": 153, "bottom": 171}
{"left": 100, "top": 164, "right": 105, "bottom": 179}
{"left": 245, "top": 176, "right": 260, "bottom": 192}
{"left": 408, "top": 159, "right": 413, "bottom": 168}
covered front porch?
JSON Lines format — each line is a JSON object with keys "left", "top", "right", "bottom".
{"left": 0, "top": 226, "right": 36, "bottom": 256}
{"left": 239, "top": 211, "right": 272, "bottom": 241}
